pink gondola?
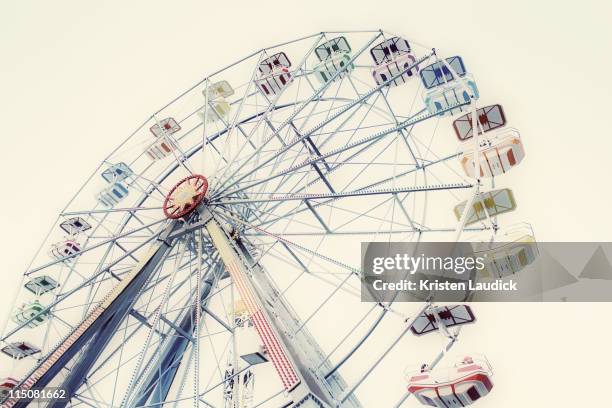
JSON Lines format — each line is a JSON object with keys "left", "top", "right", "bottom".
{"left": 255, "top": 52, "right": 293, "bottom": 97}
{"left": 0, "top": 377, "right": 18, "bottom": 398}
{"left": 408, "top": 356, "right": 494, "bottom": 407}
{"left": 460, "top": 128, "right": 525, "bottom": 178}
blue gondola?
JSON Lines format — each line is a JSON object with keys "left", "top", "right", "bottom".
{"left": 424, "top": 75, "right": 479, "bottom": 117}
{"left": 97, "top": 182, "right": 129, "bottom": 208}
{"left": 101, "top": 162, "right": 133, "bottom": 183}
{"left": 25, "top": 276, "right": 59, "bottom": 296}
{"left": 59, "top": 216, "right": 91, "bottom": 236}
{"left": 420, "top": 56, "right": 467, "bottom": 89}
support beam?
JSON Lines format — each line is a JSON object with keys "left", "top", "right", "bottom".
{"left": 3, "top": 222, "right": 181, "bottom": 408}
{"left": 203, "top": 209, "right": 357, "bottom": 408}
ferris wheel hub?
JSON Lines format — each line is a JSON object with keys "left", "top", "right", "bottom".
{"left": 163, "top": 174, "right": 208, "bottom": 219}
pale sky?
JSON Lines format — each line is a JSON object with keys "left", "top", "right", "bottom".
{"left": 1, "top": 1, "right": 612, "bottom": 407}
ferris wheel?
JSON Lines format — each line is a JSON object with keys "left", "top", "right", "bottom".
{"left": 0, "top": 30, "right": 534, "bottom": 408}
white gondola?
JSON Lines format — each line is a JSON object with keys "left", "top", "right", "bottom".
{"left": 59, "top": 216, "right": 91, "bottom": 236}
{"left": 49, "top": 239, "right": 81, "bottom": 260}
{"left": 199, "top": 80, "right": 235, "bottom": 124}
{"left": 1, "top": 341, "right": 41, "bottom": 359}
{"left": 460, "top": 128, "right": 525, "bottom": 178}
{"left": 424, "top": 75, "right": 479, "bottom": 117}
{"left": 25, "top": 275, "right": 60, "bottom": 296}
{"left": 204, "top": 80, "right": 235, "bottom": 100}
{"left": 407, "top": 356, "right": 494, "bottom": 407}
{"left": 454, "top": 188, "right": 516, "bottom": 225}
{"left": 0, "top": 377, "right": 18, "bottom": 398}
{"left": 472, "top": 225, "right": 539, "bottom": 278}
{"left": 12, "top": 299, "right": 50, "bottom": 328}
{"left": 149, "top": 117, "right": 181, "bottom": 137}
{"left": 96, "top": 182, "right": 129, "bottom": 208}
{"left": 370, "top": 37, "right": 418, "bottom": 87}
{"left": 313, "top": 36, "right": 354, "bottom": 84}
{"left": 198, "top": 100, "right": 232, "bottom": 124}
{"left": 101, "top": 162, "right": 133, "bottom": 183}
{"left": 479, "top": 237, "right": 538, "bottom": 278}
{"left": 255, "top": 52, "right": 293, "bottom": 97}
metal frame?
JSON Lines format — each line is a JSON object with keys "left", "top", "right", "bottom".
{"left": 0, "top": 30, "right": 514, "bottom": 408}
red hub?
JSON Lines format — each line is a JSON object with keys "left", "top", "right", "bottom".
{"left": 163, "top": 175, "right": 208, "bottom": 219}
